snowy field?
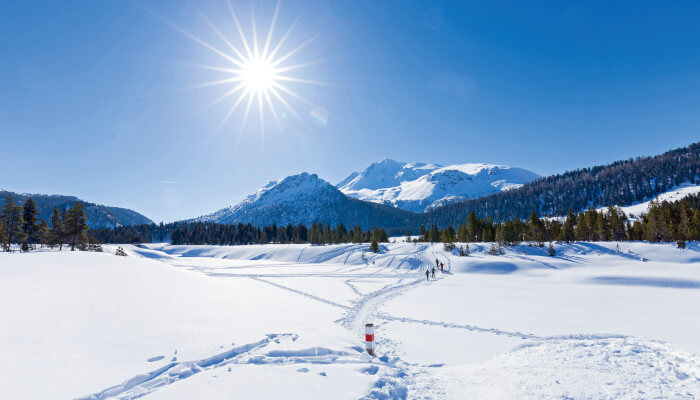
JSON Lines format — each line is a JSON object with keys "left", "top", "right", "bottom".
{"left": 1, "top": 241, "right": 699, "bottom": 399}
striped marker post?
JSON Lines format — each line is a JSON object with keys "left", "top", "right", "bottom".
{"left": 365, "top": 323, "right": 375, "bottom": 355}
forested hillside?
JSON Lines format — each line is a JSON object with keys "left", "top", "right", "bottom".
{"left": 424, "top": 143, "right": 699, "bottom": 227}
{"left": 0, "top": 191, "right": 152, "bottom": 229}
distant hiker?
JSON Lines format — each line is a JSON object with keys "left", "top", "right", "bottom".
{"left": 435, "top": 258, "right": 439, "bottom": 268}
{"left": 426, "top": 268, "right": 430, "bottom": 281}
{"left": 431, "top": 267, "right": 436, "bottom": 278}
{"left": 440, "top": 262, "right": 444, "bottom": 272}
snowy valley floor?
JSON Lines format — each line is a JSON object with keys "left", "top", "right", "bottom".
{"left": 1, "top": 241, "right": 699, "bottom": 399}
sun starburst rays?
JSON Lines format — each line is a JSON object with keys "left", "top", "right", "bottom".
{"left": 168, "top": 1, "right": 327, "bottom": 136}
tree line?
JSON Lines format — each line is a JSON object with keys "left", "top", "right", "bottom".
{"left": 0, "top": 195, "right": 97, "bottom": 251}
{"left": 167, "top": 222, "right": 388, "bottom": 247}
{"left": 416, "top": 194, "right": 700, "bottom": 247}
{"left": 90, "top": 221, "right": 390, "bottom": 251}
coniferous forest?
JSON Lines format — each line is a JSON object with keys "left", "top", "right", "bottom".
{"left": 0, "top": 195, "right": 97, "bottom": 252}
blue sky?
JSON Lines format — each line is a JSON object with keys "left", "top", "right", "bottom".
{"left": 1, "top": 1, "right": 699, "bottom": 222}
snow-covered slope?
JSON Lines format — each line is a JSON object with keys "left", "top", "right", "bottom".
{"left": 611, "top": 184, "right": 700, "bottom": 220}
{"left": 338, "top": 159, "right": 539, "bottom": 212}
{"left": 195, "top": 172, "right": 414, "bottom": 228}
{"left": 3, "top": 242, "right": 697, "bottom": 399}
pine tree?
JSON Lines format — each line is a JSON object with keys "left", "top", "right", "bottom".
{"left": 482, "top": 216, "right": 496, "bottom": 242}
{"left": 442, "top": 226, "right": 456, "bottom": 243}
{"left": 259, "top": 230, "right": 269, "bottom": 244}
{"left": 692, "top": 210, "right": 700, "bottom": 240}
{"left": 21, "top": 198, "right": 40, "bottom": 250}
{"left": 575, "top": 212, "right": 588, "bottom": 241}
{"left": 419, "top": 225, "right": 428, "bottom": 241}
{"left": 466, "top": 211, "right": 479, "bottom": 242}
{"left": 596, "top": 212, "right": 608, "bottom": 241}
{"left": 609, "top": 206, "right": 627, "bottom": 241}
{"left": 428, "top": 225, "right": 440, "bottom": 243}
{"left": 37, "top": 220, "right": 48, "bottom": 248}
{"left": 0, "top": 219, "right": 8, "bottom": 251}
{"left": 630, "top": 220, "right": 644, "bottom": 240}
{"left": 48, "top": 207, "right": 64, "bottom": 249}
{"left": 559, "top": 209, "right": 575, "bottom": 243}
{"left": 586, "top": 209, "right": 599, "bottom": 241}
{"left": 527, "top": 212, "right": 544, "bottom": 246}
{"left": 369, "top": 238, "right": 379, "bottom": 253}
{"left": 352, "top": 226, "right": 363, "bottom": 243}
{"left": 457, "top": 223, "right": 467, "bottom": 242}
{"left": 63, "top": 202, "right": 88, "bottom": 251}
{"left": 1, "top": 195, "right": 24, "bottom": 250}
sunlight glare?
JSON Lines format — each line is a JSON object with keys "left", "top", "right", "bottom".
{"left": 240, "top": 57, "right": 276, "bottom": 91}
{"left": 169, "top": 1, "right": 329, "bottom": 134}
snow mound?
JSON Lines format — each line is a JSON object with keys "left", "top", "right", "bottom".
{"left": 441, "top": 336, "right": 699, "bottom": 399}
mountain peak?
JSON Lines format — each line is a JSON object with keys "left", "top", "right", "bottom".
{"left": 338, "top": 158, "right": 440, "bottom": 192}
{"left": 195, "top": 171, "right": 412, "bottom": 228}
{"left": 337, "top": 160, "right": 539, "bottom": 212}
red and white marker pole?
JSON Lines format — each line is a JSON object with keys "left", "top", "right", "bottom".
{"left": 365, "top": 323, "right": 375, "bottom": 355}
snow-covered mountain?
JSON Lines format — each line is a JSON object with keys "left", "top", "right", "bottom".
{"left": 337, "top": 159, "right": 540, "bottom": 212}
{"left": 195, "top": 172, "right": 414, "bottom": 228}
{"left": 0, "top": 190, "right": 153, "bottom": 229}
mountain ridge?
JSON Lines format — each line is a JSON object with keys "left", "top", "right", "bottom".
{"left": 0, "top": 190, "right": 153, "bottom": 229}
{"left": 195, "top": 172, "right": 415, "bottom": 229}
{"left": 337, "top": 158, "right": 539, "bottom": 212}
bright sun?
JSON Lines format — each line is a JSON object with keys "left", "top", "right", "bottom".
{"left": 240, "top": 57, "right": 276, "bottom": 91}
{"left": 168, "top": 1, "right": 326, "bottom": 132}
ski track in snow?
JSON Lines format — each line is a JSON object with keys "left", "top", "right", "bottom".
{"left": 250, "top": 276, "right": 351, "bottom": 310}
{"left": 83, "top": 244, "right": 700, "bottom": 400}
{"left": 77, "top": 334, "right": 297, "bottom": 400}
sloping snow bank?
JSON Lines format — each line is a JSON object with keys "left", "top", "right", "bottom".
{"left": 439, "top": 336, "right": 699, "bottom": 399}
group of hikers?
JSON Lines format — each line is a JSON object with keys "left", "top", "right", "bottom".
{"left": 426, "top": 258, "right": 445, "bottom": 280}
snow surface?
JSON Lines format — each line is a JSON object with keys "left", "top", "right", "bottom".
{"left": 607, "top": 183, "right": 700, "bottom": 220}
{"left": 1, "top": 241, "right": 698, "bottom": 399}
{"left": 337, "top": 158, "right": 540, "bottom": 212}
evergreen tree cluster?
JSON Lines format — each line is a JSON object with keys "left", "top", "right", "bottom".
{"left": 426, "top": 142, "right": 699, "bottom": 225}
{"left": 89, "top": 224, "right": 163, "bottom": 244}
{"left": 92, "top": 221, "right": 391, "bottom": 246}
{"left": 169, "top": 222, "right": 388, "bottom": 245}
{"left": 414, "top": 194, "right": 700, "bottom": 246}
{"left": 0, "top": 195, "right": 92, "bottom": 251}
